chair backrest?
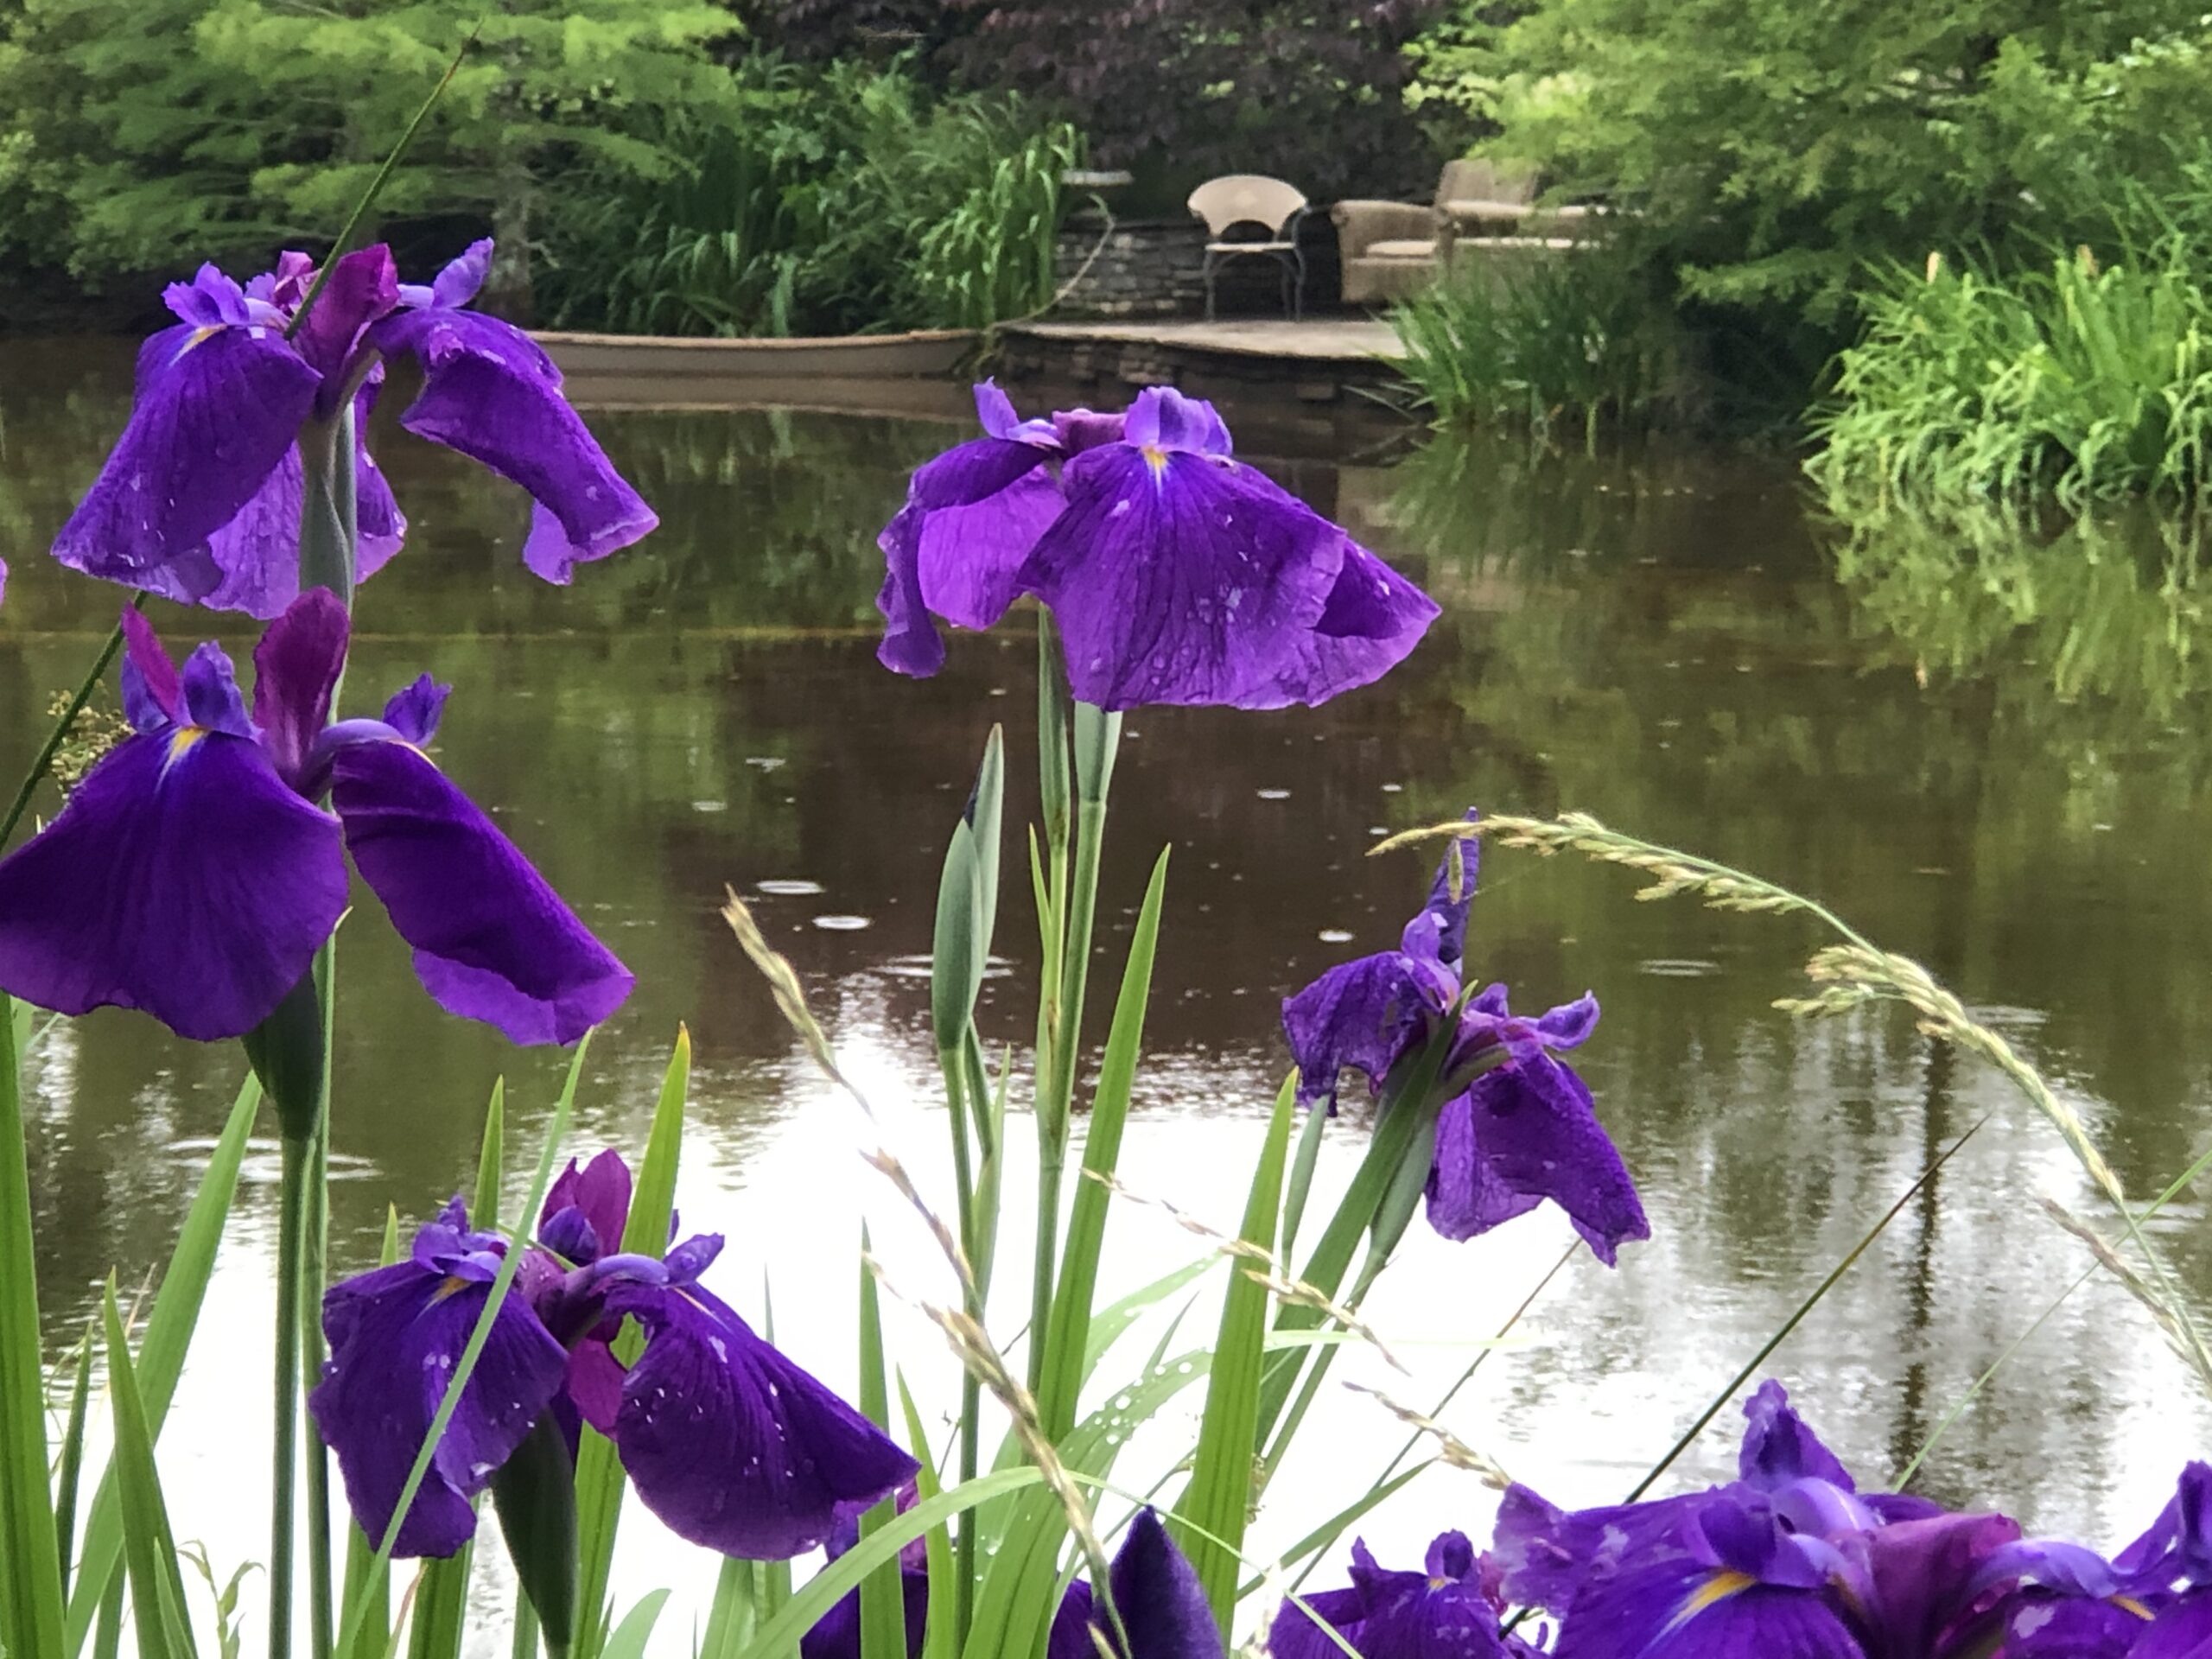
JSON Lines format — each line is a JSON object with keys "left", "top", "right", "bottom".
{"left": 1437, "top": 157, "right": 1535, "bottom": 207}
{"left": 1186, "top": 175, "right": 1308, "bottom": 238}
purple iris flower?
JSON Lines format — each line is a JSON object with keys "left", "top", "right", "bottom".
{"left": 1271, "top": 1530, "right": 1545, "bottom": 1658}
{"left": 54, "top": 239, "right": 657, "bottom": 617}
{"left": 0, "top": 593, "right": 632, "bottom": 1045}
{"left": 312, "top": 1149, "right": 918, "bottom": 1560}
{"left": 875, "top": 381, "right": 1438, "bottom": 709}
{"left": 1280, "top": 817, "right": 1649, "bottom": 1263}
{"left": 1491, "top": 1382, "right": 2025, "bottom": 1659}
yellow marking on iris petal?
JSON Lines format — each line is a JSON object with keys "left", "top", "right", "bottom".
{"left": 429, "top": 1275, "right": 474, "bottom": 1305}
{"left": 1667, "top": 1570, "right": 1758, "bottom": 1630}
{"left": 1141, "top": 443, "right": 1169, "bottom": 477}
{"left": 174, "top": 324, "right": 223, "bottom": 362}
{"left": 163, "top": 726, "right": 209, "bottom": 772}
{"left": 1428, "top": 1577, "right": 1451, "bottom": 1591}
{"left": 2112, "top": 1595, "right": 2154, "bottom": 1620}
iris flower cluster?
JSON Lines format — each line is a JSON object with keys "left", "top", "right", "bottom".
{"left": 314, "top": 1150, "right": 918, "bottom": 1560}
{"left": 874, "top": 381, "right": 1439, "bottom": 709}
{"left": 53, "top": 239, "right": 658, "bottom": 616}
{"left": 1274, "top": 1382, "right": 2212, "bottom": 1658}
{"left": 1281, "top": 817, "right": 1649, "bottom": 1263}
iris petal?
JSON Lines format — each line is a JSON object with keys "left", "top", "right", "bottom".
{"left": 1281, "top": 949, "right": 1454, "bottom": 1106}
{"left": 329, "top": 737, "right": 633, "bottom": 1046}
{"left": 1101, "top": 1509, "right": 1226, "bottom": 1659}
{"left": 53, "top": 322, "right": 319, "bottom": 604}
{"left": 540, "top": 1149, "right": 633, "bottom": 1264}
{"left": 309, "top": 1254, "right": 568, "bottom": 1559}
{"left": 0, "top": 730, "right": 346, "bottom": 1040}
{"left": 1427, "top": 1057, "right": 1649, "bottom": 1264}
{"left": 251, "top": 591, "right": 349, "bottom": 787}
{"left": 594, "top": 1281, "right": 918, "bottom": 1558}
{"left": 370, "top": 307, "right": 657, "bottom": 584}
{"left": 1739, "top": 1382, "right": 1856, "bottom": 1493}
{"left": 1553, "top": 1556, "right": 1865, "bottom": 1659}
{"left": 1026, "top": 443, "right": 1344, "bottom": 710}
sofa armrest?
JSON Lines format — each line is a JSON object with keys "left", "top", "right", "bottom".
{"left": 1330, "top": 200, "right": 1441, "bottom": 257}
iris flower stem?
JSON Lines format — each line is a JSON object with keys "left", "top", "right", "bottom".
{"left": 271, "top": 1131, "right": 313, "bottom": 1659}
{"left": 0, "top": 597, "right": 143, "bottom": 851}
{"left": 1027, "top": 704, "right": 1119, "bottom": 1395}
{"left": 937, "top": 1041, "right": 982, "bottom": 1649}
{"left": 302, "top": 946, "right": 338, "bottom": 1659}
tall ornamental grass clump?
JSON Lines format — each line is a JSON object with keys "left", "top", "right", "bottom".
{"left": 540, "top": 60, "right": 1081, "bottom": 339}
{"left": 1389, "top": 248, "right": 1688, "bottom": 446}
{"left": 7, "top": 75, "right": 2212, "bottom": 1659}
{"left": 1811, "top": 244, "right": 2212, "bottom": 505}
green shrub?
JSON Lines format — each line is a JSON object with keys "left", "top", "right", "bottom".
{"left": 1810, "top": 244, "right": 2212, "bottom": 505}
{"left": 1389, "top": 245, "right": 1690, "bottom": 443}
{"left": 538, "top": 60, "right": 1081, "bottom": 338}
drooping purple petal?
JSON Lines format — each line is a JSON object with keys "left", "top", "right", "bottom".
{"left": 1427, "top": 1055, "right": 1649, "bottom": 1263}
{"left": 1553, "top": 1554, "right": 1866, "bottom": 1659}
{"left": 53, "top": 323, "right": 319, "bottom": 605}
{"left": 369, "top": 307, "right": 656, "bottom": 584}
{"left": 163, "top": 264, "right": 254, "bottom": 328}
{"left": 252, "top": 590, "right": 350, "bottom": 789}
{"left": 874, "top": 433, "right": 1067, "bottom": 678}
{"left": 329, "top": 734, "right": 633, "bottom": 1045}
{"left": 1268, "top": 1584, "right": 1371, "bottom": 1659}
{"left": 1024, "top": 440, "right": 1347, "bottom": 710}
{"left": 1992, "top": 1596, "right": 2151, "bottom": 1658}
{"left": 1281, "top": 949, "right": 1455, "bottom": 1106}
{"left": 2113, "top": 1592, "right": 2212, "bottom": 1659}
{"left": 593, "top": 1280, "right": 917, "bottom": 1558}
{"left": 0, "top": 727, "right": 346, "bottom": 1040}
{"left": 310, "top": 1249, "right": 568, "bottom": 1559}
{"left": 353, "top": 372, "right": 407, "bottom": 582}
{"left": 1491, "top": 1484, "right": 1710, "bottom": 1616}
{"left": 1535, "top": 993, "right": 1602, "bottom": 1051}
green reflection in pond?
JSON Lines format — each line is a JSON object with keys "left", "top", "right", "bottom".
{"left": 5, "top": 349, "right": 2212, "bottom": 1570}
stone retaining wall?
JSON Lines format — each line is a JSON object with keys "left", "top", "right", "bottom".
{"left": 1050, "top": 210, "right": 1344, "bottom": 318}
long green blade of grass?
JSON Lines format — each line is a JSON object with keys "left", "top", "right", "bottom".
{"left": 1174, "top": 1076, "right": 1295, "bottom": 1630}
{"left": 0, "top": 996, "right": 65, "bottom": 1659}
{"left": 101, "top": 1282, "right": 200, "bottom": 1659}
{"left": 739, "top": 1471, "right": 1041, "bottom": 1659}
{"left": 67, "top": 1073, "right": 263, "bottom": 1654}
{"left": 1036, "top": 846, "right": 1172, "bottom": 1442}
{"left": 572, "top": 1026, "right": 690, "bottom": 1659}
{"left": 855, "top": 1230, "right": 907, "bottom": 1659}
{"left": 896, "top": 1376, "right": 957, "bottom": 1659}
{"left": 55, "top": 1320, "right": 96, "bottom": 1599}
{"left": 599, "top": 1590, "right": 670, "bottom": 1659}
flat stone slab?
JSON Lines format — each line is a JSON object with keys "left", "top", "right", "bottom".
{"left": 1003, "top": 318, "right": 1404, "bottom": 364}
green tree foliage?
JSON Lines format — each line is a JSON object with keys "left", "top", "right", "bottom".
{"left": 1409, "top": 0, "right": 2212, "bottom": 381}
{"left": 0, "top": 0, "right": 739, "bottom": 315}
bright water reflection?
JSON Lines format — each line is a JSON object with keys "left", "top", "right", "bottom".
{"left": 5, "top": 338, "right": 2212, "bottom": 1651}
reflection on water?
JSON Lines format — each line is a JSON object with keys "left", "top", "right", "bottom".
{"left": 6, "top": 340, "right": 2212, "bottom": 1648}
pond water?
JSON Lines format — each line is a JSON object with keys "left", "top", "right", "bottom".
{"left": 5, "top": 336, "right": 2212, "bottom": 1650}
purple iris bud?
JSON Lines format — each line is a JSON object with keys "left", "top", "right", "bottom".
{"left": 312, "top": 1154, "right": 918, "bottom": 1562}
{"left": 1045, "top": 1509, "right": 1224, "bottom": 1659}
{"left": 1272, "top": 1531, "right": 1541, "bottom": 1659}
{"left": 53, "top": 239, "right": 657, "bottom": 617}
{"left": 874, "top": 381, "right": 1437, "bottom": 709}
{"left": 1280, "top": 817, "right": 1648, "bottom": 1262}
{"left": 0, "top": 594, "right": 633, "bottom": 1046}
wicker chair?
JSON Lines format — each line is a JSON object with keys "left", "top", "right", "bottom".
{"left": 1334, "top": 160, "right": 1592, "bottom": 306}
{"left": 1186, "top": 175, "right": 1309, "bottom": 320}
